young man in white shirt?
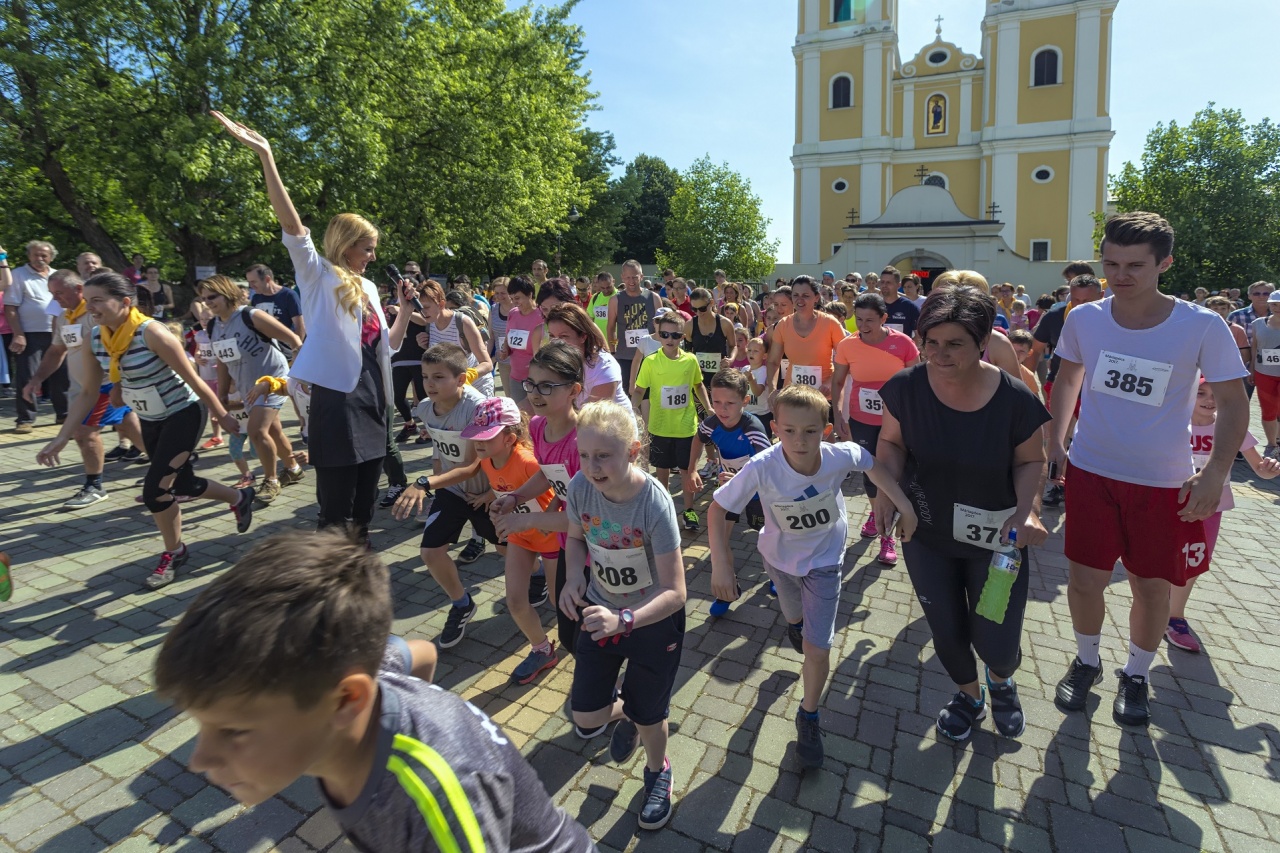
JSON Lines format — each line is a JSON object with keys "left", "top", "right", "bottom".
{"left": 1046, "top": 212, "right": 1249, "bottom": 727}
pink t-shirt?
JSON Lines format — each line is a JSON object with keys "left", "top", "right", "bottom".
{"left": 1190, "top": 421, "right": 1257, "bottom": 513}
{"left": 531, "top": 416, "right": 580, "bottom": 549}
{"left": 505, "top": 306, "right": 542, "bottom": 380}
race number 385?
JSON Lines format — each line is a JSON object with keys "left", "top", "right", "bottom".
{"left": 1091, "top": 351, "right": 1171, "bottom": 407}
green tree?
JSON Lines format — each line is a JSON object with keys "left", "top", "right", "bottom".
{"left": 657, "top": 156, "right": 778, "bottom": 281}
{"left": 614, "top": 154, "right": 677, "bottom": 264}
{"left": 1109, "top": 104, "right": 1280, "bottom": 293}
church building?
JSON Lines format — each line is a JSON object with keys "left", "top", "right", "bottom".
{"left": 786, "top": 0, "right": 1117, "bottom": 287}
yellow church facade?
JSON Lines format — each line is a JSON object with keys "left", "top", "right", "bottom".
{"left": 791, "top": 0, "right": 1116, "bottom": 271}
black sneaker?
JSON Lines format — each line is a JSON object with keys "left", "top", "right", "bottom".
{"left": 638, "top": 757, "right": 674, "bottom": 830}
{"left": 1113, "top": 672, "right": 1151, "bottom": 726}
{"left": 439, "top": 599, "right": 477, "bottom": 649}
{"left": 937, "top": 689, "right": 986, "bottom": 741}
{"left": 1054, "top": 657, "right": 1103, "bottom": 712}
{"left": 125, "top": 446, "right": 148, "bottom": 464}
{"left": 233, "top": 487, "right": 255, "bottom": 534}
{"left": 395, "top": 424, "right": 416, "bottom": 443}
{"left": 1042, "top": 483, "right": 1064, "bottom": 507}
{"left": 682, "top": 509, "right": 700, "bottom": 531}
{"left": 786, "top": 621, "right": 804, "bottom": 654}
{"left": 457, "top": 537, "right": 486, "bottom": 564}
{"left": 986, "top": 675, "right": 1025, "bottom": 738}
{"left": 610, "top": 719, "right": 639, "bottom": 764}
{"left": 795, "top": 710, "right": 824, "bottom": 769}
{"left": 379, "top": 484, "right": 406, "bottom": 508}
{"left": 104, "top": 445, "right": 129, "bottom": 462}
{"left": 528, "top": 573, "right": 548, "bottom": 607}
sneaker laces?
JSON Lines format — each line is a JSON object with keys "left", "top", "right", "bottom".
{"left": 1167, "top": 617, "right": 1190, "bottom": 633}
{"left": 797, "top": 713, "right": 823, "bottom": 742}
{"left": 152, "top": 552, "right": 174, "bottom": 576}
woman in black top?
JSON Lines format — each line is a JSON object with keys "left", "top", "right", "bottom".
{"left": 685, "top": 286, "right": 737, "bottom": 475}
{"left": 876, "top": 286, "right": 1050, "bottom": 743}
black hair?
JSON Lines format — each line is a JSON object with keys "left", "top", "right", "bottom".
{"left": 853, "top": 293, "right": 888, "bottom": 316}
{"left": 918, "top": 286, "right": 995, "bottom": 347}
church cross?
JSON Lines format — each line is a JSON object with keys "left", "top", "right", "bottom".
{"left": 935, "top": 15, "right": 944, "bottom": 35}
{"left": 846, "top": 207, "right": 859, "bottom": 225}
{"left": 986, "top": 202, "right": 1002, "bottom": 220}
{"left": 914, "top": 165, "right": 930, "bottom": 181}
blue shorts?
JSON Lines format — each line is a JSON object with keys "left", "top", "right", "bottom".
{"left": 84, "top": 384, "right": 128, "bottom": 427}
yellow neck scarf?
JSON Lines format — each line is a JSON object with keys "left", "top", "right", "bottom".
{"left": 101, "top": 307, "right": 148, "bottom": 383}
{"left": 64, "top": 300, "right": 87, "bottom": 324}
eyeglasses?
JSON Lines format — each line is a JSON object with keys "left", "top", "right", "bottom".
{"left": 658, "top": 331, "right": 683, "bottom": 340}
{"left": 521, "top": 379, "right": 575, "bottom": 395}
{"left": 693, "top": 304, "right": 710, "bottom": 312}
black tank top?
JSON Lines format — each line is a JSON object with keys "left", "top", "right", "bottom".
{"left": 690, "top": 314, "right": 729, "bottom": 357}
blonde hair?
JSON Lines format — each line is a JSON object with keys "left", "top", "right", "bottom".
{"left": 322, "top": 213, "right": 379, "bottom": 320}
{"left": 197, "top": 274, "right": 247, "bottom": 307}
{"left": 578, "top": 401, "right": 639, "bottom": 450}
{"left": 932, "top": 269, "right": 990, "bottom": 294}
{"left": 774, "top": 385, "right": 829, "bottom": 421}
{"left": 1012, "top": 298, "right": 1027, "bottom": 311}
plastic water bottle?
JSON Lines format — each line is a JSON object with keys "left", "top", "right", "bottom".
{"left": 975, "top": 530, "right": 1020, "bottom": 624}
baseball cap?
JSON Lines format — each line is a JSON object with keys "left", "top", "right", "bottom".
{"left": 822, "top": 270, "right": 835, "bottom": 278}
{"left": 460, "top": 396, "right": 522, "bottom": 441}
{"left": 1268, "top": 291, "right": 1280, "bottom": 304}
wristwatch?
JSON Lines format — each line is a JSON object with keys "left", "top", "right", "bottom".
{"left": 414, "top": 476, "right": 433, "bottom": 495}
{"left": 620, "top": 608, "right": 635, "bottom": 638}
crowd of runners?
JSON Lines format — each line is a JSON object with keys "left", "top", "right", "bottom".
{"left": 3, "top": 113, "right": 1278, "bottom": 851}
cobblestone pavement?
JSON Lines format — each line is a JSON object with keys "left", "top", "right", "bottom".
{"left": 2, "top": 395, "right": 1279, "bottom": 853}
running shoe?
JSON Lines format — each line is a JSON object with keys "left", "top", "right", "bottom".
{"left": 1165, "top": 617, "right": 1201, "bottom": 653}
{"left": 200, "top": 436, "right": 224, "bottom": 449}
{"left": 146, "top": 545, "right": 188, "bottom": 589}
{"left": 1042, "top": 483, "right": 1064, "bottom": 507}
{"left": 231, "top": 473, "right": 256, "bottom": 490}
{"left": 638, "top": 757, "right": 674, "bottom": 830}
{"left": 795, "top": 710, "right": 825, "bottom": 769}
{"left": 682, "top": 509, "right": 700, "bottom": 531}
{"left": 279, "top": 466, "right": 306, "bottom": 487}
{"left": 698, "top": 460, "right": 718, "bottom": 479}
{"left": 709, "top": 598, "right": 731, "bottom": 618}
{"left": 233, "top": 487, "right": 255, "bottom": 533}
{"left": 511, "top": 643, "right": 557, "bottom": 685}
{"left": 1113, "top": 673, "right": 1151, "bottom": 726}
{"left": 379, "top": 484, "right": 406, "bottom": 508}
{"left": 610, "top": 719, "right": 640, "bottom": 764}
{"left": 860, "top": 511, "right": 878, "bottom": 539}
{"left": 767, "top": 581, "right": 777, "bottom": 597}
{"left": 439, "top": 599, "right": 477, "bottom": 648}
{"left": 877, "top": 536, "right": 898, "bottom": 566}
{"left": 786, "top": 621, "right": 804, "bottom": 654}
{"left": 936, "top": 689, "right": 986, "bottom": 741}
{"left": 986, "top": 674, "right": 1025, "bottom": 738}
{"left": 415, "top": 433, "right": 432, "bottom": 445}
{"left": 63, "top": 485, "right": 108, "bottom": 509}
{"left": 127, "top": 448, "right": 149, "bottom": 465}
{"left": 1054, "top": 657, "right": 1102, "bottom": 712}
{"left": 14, "top": 422, "right": 33, "bottom": 434}
{"left": 395, "top": 424, "right": 416, "bottom": 443}
{"left": 528, "top": 573, "right": 548, "bottom": 607}
{"left": 104, "top": 445, "right": 129, "bottom": 462}
{"left": 257, "top": 478, "right": 281, "bottom": 505}
{"left": 457, "top": 538, "right": 486, "bottom": 564}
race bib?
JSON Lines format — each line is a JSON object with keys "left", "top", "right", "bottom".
{"left": 720, "top": 454, "right": 751, "bottom": 474}
{"left": 696, "top": 352, "right": 722, "bottom": 373}
{"left": 885, "top": 323, "right": 905, "bottom": 335}
{"left": 769, "top": 490, "right": 842, "bottom": 534}
{"left": 231, "top": 407, "right": 251, "bottom": 425}
{"left": 540, "top": 463, "right": 572, "bottom": 499}
{"left": 197, "top": 344, "right": 214, "bottom": 363}
{"left": 593, "top": 304, "right": 608, "bottom": 320}
{"left": 1090, "top": 350, "right": 1172, "bottom": 407}
{"left": 494, "top": 489, "right": 542, "bottom": 516}
{"left": 858, "top": 387, "right": 883, "bottom": 415}
{"left": 430, "top": 428, "right": 467, "bottom": 466}
{"left": 59, "top": 323, "right": 84, "bottom": 348}
{"left": 587, "top": 541, "right": 653, "bottom": 595}
{"left": 953, "top": 504, "right": 1017, "bottom": 551}
{"left": 624, "top": 328, "right": 648, "bottom": 349}
{"left": 790, "top": 364, "right": 822, "bottom": 388}
{"left": 660, "top": 384, "right": 690, "bottom": 409}
{"left": 1259, "top": 348, "right": 1280, "bottom": 368}
{"left": 1192, "top": 453, "right": 1210, "bottom": 473}
{"left": 213, "top": 338, "right": 242, "bottom": 364}
{"left": 120, "top": 384, "right": 164, "bottom": 416}
{"left": 506, "top": 328, "right": 530, "bottom": 352}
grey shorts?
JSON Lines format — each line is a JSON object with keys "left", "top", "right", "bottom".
{"left": 763, "top": 560, "right": 841, "bottom": 650}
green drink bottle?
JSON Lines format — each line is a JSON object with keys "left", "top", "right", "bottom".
{"left": 976, "top": 530, "right": 1020, "bottom": 624}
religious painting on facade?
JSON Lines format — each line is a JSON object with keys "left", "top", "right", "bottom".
{"left": 926, "top": 94, "right": 946, "bottom": 135}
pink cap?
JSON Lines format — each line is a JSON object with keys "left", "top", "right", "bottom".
{"left": 460, "top": 396, "right": 521, "bottom": 440}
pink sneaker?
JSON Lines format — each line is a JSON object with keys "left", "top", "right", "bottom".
{"left": 860, "top": 511, "right": 878, "bottom": 539}
{"left": 877, "top": 536, "right": 898, "bottom": 566}
{"left": 1165, "top": 618, "right": 1201, "bottom": 653}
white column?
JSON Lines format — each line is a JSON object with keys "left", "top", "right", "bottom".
{"left": 959, "top": 76, "right": 973, "bottom": 141}
{"left": 802, "top": 51, "right": 820, "bottom": 144}
{"left": 1073, "top": 8, "right": 1101, "bottom": 122}
{"left": 862, "top": 41, "right": 883, "bottom": 140}
{"left": 804, "top": 0, "right": 820, "bottom": 34}
{"left": 800, "top": 166, "right": 822, "bottom": 264}
{"left": 991, "top": 151, "right": 1018, "bottom": 249}
{"left": 902, "top": 82, "right": 915, "bottom": 143}
{"left": 860, "top": 162, "right": 883, "bottom": 223}
{"left": 1067, "top": 143, "right": 1098, "bottom": 259}
{"left": 867, "top": 0, "right": 883, "bottom": 22}
{"left": 994, "top": 18, "right": 1020, "bottom": 129}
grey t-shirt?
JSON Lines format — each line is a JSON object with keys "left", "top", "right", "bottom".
{"left": 325, "top": 640, "right": 595, "bottom": 853}
{"left": 612, "top": 287, "right": 659, "bottom": 362}
{"left": 416, "top": 385, "right": 489, "bottom": 497}
{"left": 3, "top": 264, "right": 54, "bottom": 333}
{"left": 210, "top": 307, "right": 290, "bottom": 407}
{"left": 566, "top": 471, "right": 681, "bottom": 610}
{"left": 1251, "top": 317, "right": 1280, "bottom": 377}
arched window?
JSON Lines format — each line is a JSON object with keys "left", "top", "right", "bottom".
{"left": 924, "top": 174, "right": 947, "bottom": 189}
{"left": 833, "top": 0, "right": 852, "bottom": 23}
{"left": 830, "top": 74, "right": 853, "bottom": 109}
{"left": 1032, "top": 48, "right": 1060, "bottom": 86}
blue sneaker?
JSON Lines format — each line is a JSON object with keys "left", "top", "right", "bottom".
{"left": 511, "top": 643, "right": 557, "bottom": 685}
{"left": 638, "top": 757, "right": 674, "bottom": 830}
{"left": 709, "top": 598, "right": 730, "bottom": 617}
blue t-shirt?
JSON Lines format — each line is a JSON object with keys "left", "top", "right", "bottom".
{"left": 250, "top": 288, "right": 303, "bottom": 329}
{"left": 696, "top": 412, "right": 770, "bottom": 467}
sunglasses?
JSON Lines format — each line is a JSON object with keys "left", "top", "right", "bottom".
{"left": 658, "top": 331, "right": 683, "bottom": 340}
{"left": 693, "top": 304, "right": 710, "bottom": 312}
{"left": 521, "top": 379, "right": 575, "bottom": 395}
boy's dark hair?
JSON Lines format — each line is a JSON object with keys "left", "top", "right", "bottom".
{"left": 1036, "top": 295, "right": 1055, "bottom": 310}
{"left": 154, "top": 530, "right": 391, "bottom": 710}
{"left": 1069, "top": 274, "right": 1103, "bottom": 292}
{"left": 422, "top": 342, "right": 469, "bottom": 376}
{"left": 1008, "top": 329, "right": 1035, "bottom": 348}
{"left": 655, "top": 312, "right": 683, "bottom": 331}
{"left": 710, "top": 368, "right": 750, "bottom": 397}
{"left": 918, "top": 286, "right": 996, "bottom": 347}
{"left": 1101, "top": 212, "right": 1174, "bottom": 262}
{"left": 1061, "top": 260, "right": 1095, "bottom": 279}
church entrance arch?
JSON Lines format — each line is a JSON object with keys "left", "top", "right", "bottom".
{"left": 888, "top": 250, "right": 952, "bottom": 293}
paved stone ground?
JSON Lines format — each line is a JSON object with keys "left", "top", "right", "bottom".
{"left": 1, "top": 393, "right": 1279, "bottom": 853}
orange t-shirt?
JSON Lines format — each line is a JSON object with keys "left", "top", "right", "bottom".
{"left": 774, "top": 313, "right": 846, "bottom": 392}
{"left": 481, "top": 443, "right": 559, "bottom": 555}
{"left": 834, "top": 330, "right": 919, "bottom": 425}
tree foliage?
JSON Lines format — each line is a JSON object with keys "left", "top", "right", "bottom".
{"left": 1109, "top": 105, "right": 1280, "bottom": 293}
{"left": 0, "top": 0, "right": 596, "bottom": 286}
{"left": 614, "top": 154, "right": 677, "bottom": 265}
{"left": 657, "top": 156, "right": 778, "bottom": 282}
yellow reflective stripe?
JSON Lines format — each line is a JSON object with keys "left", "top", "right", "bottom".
{"left": 392, "top": 733, "right": 487, "bottom": 853}
{"left": 386, "top": 755, "right": 461, "bottom": 853}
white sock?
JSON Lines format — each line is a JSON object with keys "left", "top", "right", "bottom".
{"left": 1075, "top": 630, "right": 1101, "bottom": 668}
{"left": 1123, "top": 640, "right": 1157, "bottom": 680}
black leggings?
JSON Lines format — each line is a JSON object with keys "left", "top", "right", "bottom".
{"left": 392, "top": 364, "right": 426, "bottom": 422}
{"left": 140, "top": 402, "right": 209, "bottom": 513}
{"left": 901, "top": 539, "right": 1029, "bottom": 686}
{"left": 381, "top": 404, "right": 407, "bottom": 489}
{"left": 554, "top": 549, "right": 587, "bottom": 655}
{"left": 847, "top": 418, "right": 882, "bottom": 498}
{"left": 315, "top": 457, "right": 384, "bottom": 541}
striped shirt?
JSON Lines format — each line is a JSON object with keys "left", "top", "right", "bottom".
{"left": 424, "top": 312, "right": 494, "bottom": 397}
{"left": 91, "top": 320, "right": 196, "bottom": 420}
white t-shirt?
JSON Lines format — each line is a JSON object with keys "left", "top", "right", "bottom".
{"left": 714, "top": 441, "right": 869, "bottom": 576}
{"left": 910, "top": 296, "right": 927, "bottom": 310}
{"left": 1057, "top": 298, "right": 1248, "bottom": 488}
{"left": 3, "top": 264, "right": 54, "bottom": 333}
{"left": 578, "top": 351, "right": 631, "bottom": 409}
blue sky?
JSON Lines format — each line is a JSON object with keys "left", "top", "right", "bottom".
{"left": 560, "top": 0, "right": 1277, "bottom": 260}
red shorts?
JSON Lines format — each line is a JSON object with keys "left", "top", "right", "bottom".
{"left": 1043, "top": 379, "right": 1081, "bottom": 419}
{"left": 1255, "top": 372, "right": 1280, "bottom": 421}
{"left": 1064, "top": 466, "right": 1206, "bottom": 586}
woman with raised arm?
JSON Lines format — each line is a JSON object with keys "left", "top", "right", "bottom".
{"left": 212, "top": 111, "right": 416, "bottom": 543}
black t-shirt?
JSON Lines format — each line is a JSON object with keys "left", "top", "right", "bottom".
{"left": 251, "top": 288, "right": 303, "bottom": 329}
{"left": 879, "top": 365, "right": 1051, "bottom": 558}
{"left": 883, "top": 297, "right": 920, "bottom": 337}
{"left": 1032, "top": 302, "right": 1068, "bottom": 382}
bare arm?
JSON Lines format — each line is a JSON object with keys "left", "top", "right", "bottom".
{"left": 292, "top": 314, "right": 306, "bottom": 340}
{"left": 211, "top": 111, "right": 305, "bottom": 237}
{"left": 1179, "top": 378, "right": 1249, "bottom": 521}
{"left": 461, "top": 316, "right": 493, "bottom": 378}
{"left": 249, "top": 309, "right": 303, "bottom": 352}
{"left": 831, "top": 362, "right": 850, "bottom": 437}
{"left": 986, "top": 332, "right": 1022, "bottom": 377}
{"left": 722, "top": 317, "right": 739, "bottom": 364}
{"left": 766, "top": 320, "right": 785, "bottom": 389}
{"left": 1047, "top": 359, "right": 1085, "bottom": 453}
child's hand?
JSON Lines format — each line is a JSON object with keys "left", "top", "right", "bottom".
{"left": 244, "top": 380, "right": 271, "bottom": 407}
{"left": 1258, "top": 456, "right": 1280, "bottom": 479}
{"left": 392, "top": 486, "right": 427, "bottom": 521}
{"left": 717, "top": 470, "right": 736, "bottom": 486}
{"left": 559, "top": 571, "right": 587, "bottom": 620}
{"left": 493, "top": 512, "right": 529, "bottom": 540}
{"left": 685, "top": 470, "right": 703, "bottom": 493}
{"left": 581, "top": 604, "right": 622, "bottom": 642}
{"left": 466, "top": 490, "right": 495, "bottom": 511}
{"left": 710, "top": 564, "right": 739, "bottom": 602}
{"left": 490, "top": 494, "right": 516, "bottom": 516}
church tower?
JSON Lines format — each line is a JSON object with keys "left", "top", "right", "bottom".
{"left": 792, "top": 0, "right": 1117, "bottom": 266}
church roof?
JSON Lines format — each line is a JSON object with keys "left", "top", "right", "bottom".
{"left": 852, "top": 184, "right": 999, "bottom": 230}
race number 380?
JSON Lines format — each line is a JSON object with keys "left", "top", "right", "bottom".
{"left": 1090, "top": 350, "right": 1171, "bottom": 407}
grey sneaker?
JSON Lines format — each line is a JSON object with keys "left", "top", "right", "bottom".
{"left": 511, "top": 643, "right": 558, "bottom": 685}
{"left": 795, "top": 710, "right": 824, "bottom": 769}
{"left": 145, "top": 546, "right": 188, "bottom": 589}
{"left": 64, "top": 485, "right": 108, "bottom": 509}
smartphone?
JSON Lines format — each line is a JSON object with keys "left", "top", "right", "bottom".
{"left": 1048, "top": 462, "right": 1060, "bottom": 481}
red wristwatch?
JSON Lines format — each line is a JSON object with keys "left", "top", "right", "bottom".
{"left": 620, "top": 608, "right": 635, "bottom": 638}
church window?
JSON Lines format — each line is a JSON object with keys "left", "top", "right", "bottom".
{"left": 1032, "top": 48, "right": 1060, "bottom": 86}
{"left": 927, "top": 50, "right": 949, "bottom": 66}
{"left": 925, "top": 94, "right": 947, "bottom": 135}
{"left": 832, "top": 179, "right": 849, "bottom": 193}
{"left": 924, "top": 174, "right": 947, "bottom": 189}
{"left": 1031, "top": 240, "right": 1051, "bottom": 262}
{"left": 830, "top": 74, "right": 853, "bottom": 109}
{"left": 833, "top": 0, "right": 852, "bottom": 23}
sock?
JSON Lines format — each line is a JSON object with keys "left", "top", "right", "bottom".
{"left": 288, "top": 464, "right": 301, "bottom": 474}
{"left": 166, "top": 543, "right": 186, "bottom": 557}
{"left": 85, "top": 473, "right": 103, "bottom": 489}
{"left": 1075, "top": 630, "right": 1101, "bottom": 668}
{"left": 1123, "top": 640, "right": 1157, "bottom": 680}
{"left": 799, "top": 707, "right": 819, "bottom": 720}
{"left": 532, "top": 639, "right": 552, "bottom": 656}
{"left": 452, "top": 593, "right": 471, "bottom": 609}
{"left": 533, "top": 566, "right": 546, "bottom": 579}
{"left": 986, "top": 666, "right": 1012, "bottom": 687}
{"left": 119, "top": 439, "right": 132, "bottom": 450}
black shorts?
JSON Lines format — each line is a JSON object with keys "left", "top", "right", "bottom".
{"left": 419, "top": 488, "right": 500, "bottom": 550}
{"left": 648, "top": 434, "right": 694, "bottom": 470}
{"left": 571, "top": 609, "right": 686, "bottom": 726}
